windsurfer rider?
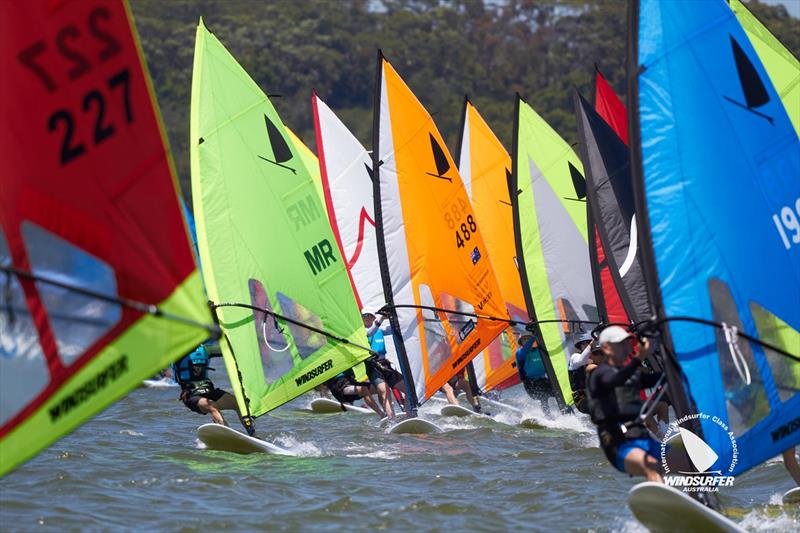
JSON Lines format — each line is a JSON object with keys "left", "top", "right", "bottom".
{"left": 516, "top": 333, "right": 554, "bottom": 418}
{"left": 363, "top": 310, "right": 406, "bottom": 419}
{"left": 441, "top": 369, "right": 485, "bottom": 413}
{"left": 586, "top": 326, "right": 664, "bottom": 482}
{"left": 172, "top": 344, "right": 256, "bottom": 436}
{"left": 568, "top": 332, "right": 597, "bottom": 414}
{"left": 324, "top": 367, "right": 384, "bottom": 416}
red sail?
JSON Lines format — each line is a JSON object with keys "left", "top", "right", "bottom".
{"left": 590, "top": 68, "right": 630, "bottom": 324}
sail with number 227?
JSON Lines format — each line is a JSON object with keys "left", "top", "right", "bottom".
{"left": 0, "top": 0, "right": 211, "bottom": 476}
{"left": 372, "top": 53, "right": 508, "bottom": 409}
{"left": 455, "top": 98, "right": 524, "bottom": 393}
{"left": 190, "top": 21, "right": 371, "bottom": 421}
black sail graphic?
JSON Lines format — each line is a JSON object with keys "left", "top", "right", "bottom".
{"left": 265, "top": 114, "right": 293, "bottom": 164}
{"left": 429, "top": 133, "right": 451, "bottom": 178}
{"left": 730, "top": 36, "right": 770, "bottom": 109}
{"left": 573, "top": 91, "right": 650, "bottom": 322}
{"left": 568, "top": 162, "right": 587, "bottom": 200}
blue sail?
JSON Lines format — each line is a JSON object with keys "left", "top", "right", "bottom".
{"left": 631, "top": 0, "right": 800, "bottom": 476}
{"left": 181, "top": 198, "right": 201, "bottom": 271}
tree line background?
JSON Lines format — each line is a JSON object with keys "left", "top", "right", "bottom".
{"left": 130, "top": 0, "right": 799, "bottom": 193}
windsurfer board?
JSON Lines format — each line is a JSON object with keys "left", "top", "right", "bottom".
{"left": 440, "top": 404, "right": 487, "bottom": 418}
{"left": 197, "top": 424, "right": 294, "bottom": 456}
{"left": 388, "top": 417, "right": 442, "bottom": 435}
{"left": 783, "top": 487, "right": 800, "bottom": 505}
{"left": 309, "top": 398, "right": 373, "bottom": 414}
{"left": 628, "top": 482, "right": 745, "bottom": 533}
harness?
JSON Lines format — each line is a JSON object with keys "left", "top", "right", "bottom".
{"left": 586, "top": 364, "right": 649, "bottom": 444}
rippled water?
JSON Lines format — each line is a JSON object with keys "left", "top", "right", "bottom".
{"left": 1, "top": 375, "right": 797, "bottom": 532}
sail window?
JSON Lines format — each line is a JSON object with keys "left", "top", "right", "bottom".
{"left": 708, "top": 278, "right": 770, "bottom": 436}
{"left": 439, "top": 292, "right": 477, "bottom": 345}
{"left": 750, "top": 301, "right": 800, "bottom": 403}
{"left": 0, "top": 229, "right": 49, "bottom": 426}
{"left": 21, "top": 222, "right": 120, "bottom": 367}
{"left": 276, "top": 292, "right": 326, "bottom": 360}
{"left": 248, "top": 279, "right": 292, "bottom": 384}
{"left": 417, "top": 284, "right": 452, "bottom": 377}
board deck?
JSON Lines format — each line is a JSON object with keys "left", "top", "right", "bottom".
{"left": 388, "top": 417, "right": 442, "bottom": 435}
{"left": 309, "top": 398, "right": 374, "bottom": 414}
{"left": 441, "top": 404, "right": 484, "bottom": 418}
{"left": 783, "top": 486, "right": 800, "bottom": 505}
{"left": 197, "top": 424, "right": 295, "bottom": 456}
{"left": 628, "top": 482, "right": 745, "bottom": 532}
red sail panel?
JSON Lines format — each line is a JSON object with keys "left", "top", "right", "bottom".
{"left": 594, "top": 68, "right": 629, "bottom": 145}
{"left": 592, "top": 68, "right": 630, "bottom": 324}
{"left": 0, "top": 0, "right": 207, "bottom": 475}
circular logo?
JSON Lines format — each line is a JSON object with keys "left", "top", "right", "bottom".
{"left": 660, "top": 413, "right": 737, "bottom": 492}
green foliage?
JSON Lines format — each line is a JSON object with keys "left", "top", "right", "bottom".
{"left": 129, "top": 0, "right": 799, "bottom": 196}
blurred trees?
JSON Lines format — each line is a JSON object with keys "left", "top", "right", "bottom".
{"left": 129, "top": 0, "right": 799, "bottom": 194}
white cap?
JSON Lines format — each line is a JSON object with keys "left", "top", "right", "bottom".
{"left": 360, "top": 308, "right": 376, "bottom": 317}
{"left": 597, "top": 325, "right": 632, "bottom": 345}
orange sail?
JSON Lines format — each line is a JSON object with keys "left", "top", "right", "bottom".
{"left": 372, "top": 54, "right": 508, "bottom": 407}
{"left": 455, "top": 99, "right": 526, "bottom": 392}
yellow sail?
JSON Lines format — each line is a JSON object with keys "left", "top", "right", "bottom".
{"left": 456, "top": 99, "right": 527, "bottom": 392}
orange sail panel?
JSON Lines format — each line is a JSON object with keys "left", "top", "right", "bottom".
{"left": 0, "top": 0, "right": 210, "bottom": 476}
{"left": 455, "top": 99, "right": 525, "bottom": 392}
{"left": 373, "top": 55, "right": 508, "bottom": 405}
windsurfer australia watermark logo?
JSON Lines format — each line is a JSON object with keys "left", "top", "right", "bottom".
{"left": 660, "top": 413, "right": 738, "bottom": 493}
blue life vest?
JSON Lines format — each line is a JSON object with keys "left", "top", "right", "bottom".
{"left": 172, "top": 345, "right": 211, "bottom": 386}
{"left": 515, "top": 338, "right": 546, "bottom": 381}
{"left": 369, "top": 329, "right": 386, "bottom": 357}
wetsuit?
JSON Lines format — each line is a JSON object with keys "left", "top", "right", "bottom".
{"left": 172, "top": 345, "right": 226, "bottom": 414}
{"left": 516, "top": 338, "right": 553, "bottom": 415}
{"left": 586, "top": 358, "right": 662, "bottom": 472}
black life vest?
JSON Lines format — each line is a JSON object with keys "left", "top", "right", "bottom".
{"left": 586, "top": 363, "right": 646, "bottom": 427}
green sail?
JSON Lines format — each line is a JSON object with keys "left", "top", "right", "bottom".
{"left": 190, "top": 20, "right": 370, "bottom": 417}
{"left": 729, "top": 0, "right": 799, "bottom": 135}
{"left": 510, "top": 96, "right": 598, "bottom": 409}
{"left": 287, "top": 128, "right": 326, "bottom": 206}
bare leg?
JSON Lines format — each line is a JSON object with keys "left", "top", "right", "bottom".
{"left": 442, "top": 383, "right": 458, "bottom": 405}
{"left": 624, "top": 448, "right": 663, "bottom": 483}
{"left": 377, "top": 382, "right": 394, "bottom": 418}
{"left": 195, "top": 397, "right": 226, "bottom": 426}
{"left": 358, "top": 386, "right": 384, "bottom": 416}
{"left": 783, "top": 448, "right": 800, "bottom": 485}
